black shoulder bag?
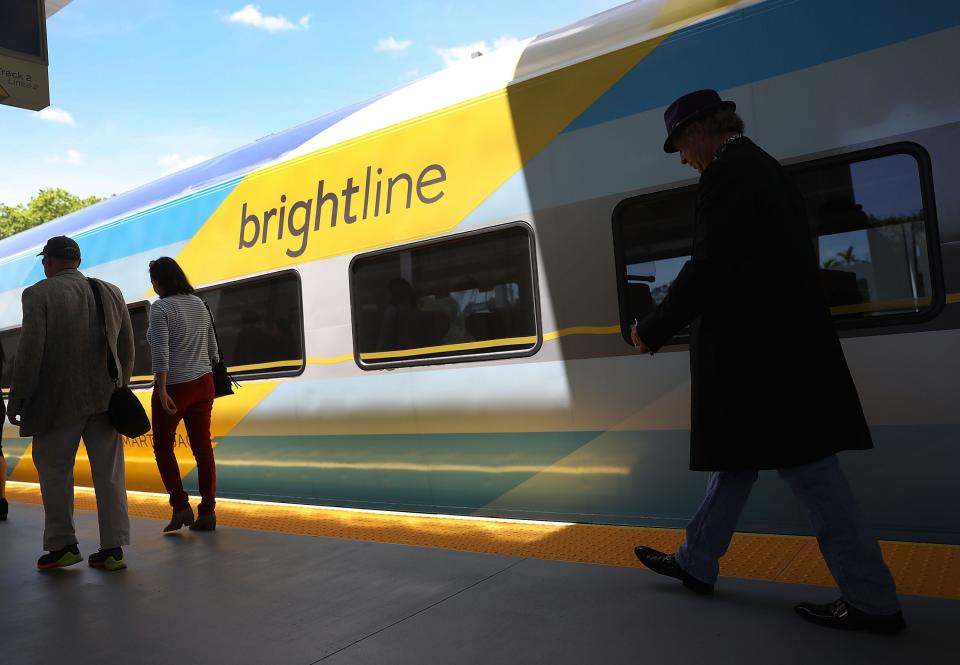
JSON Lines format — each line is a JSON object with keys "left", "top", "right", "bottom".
{"left": 88, "top": 278, "right": 151, "bottom": 438}
{"left": 204, "top": 302, "right": 238, "bottom": 398}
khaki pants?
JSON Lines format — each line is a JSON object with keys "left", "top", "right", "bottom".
{"left": 33, "top": 413, "right": 130, "bottom": 551}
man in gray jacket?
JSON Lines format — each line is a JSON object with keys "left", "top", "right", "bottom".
{"left": 7, "top": 236, "right": 135, "bottom": 571}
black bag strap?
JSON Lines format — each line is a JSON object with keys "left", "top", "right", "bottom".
{"left": 87, "top": 278, "right": 120, "bottom": 385}
{"left": 203, "top": 301, "right": 223, "bottom": 363}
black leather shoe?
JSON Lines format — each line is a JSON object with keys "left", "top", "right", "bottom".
{"left": 634, "top": 545, "right": 714, "bottom": 595}
{"left": 795, "top": 598, "right": 905, "bottom": 634}
{"left": 0, "top": 497, "right": 7, "bottom": 521}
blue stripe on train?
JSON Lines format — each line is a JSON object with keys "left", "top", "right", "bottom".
{"left": 17, "top": 179, "right": 240, "bottom": 287}
{"left": 0, "top": 92, "right": 388, "bottom": 267}
{"left": 565, "top": 0, "right": 960, "bottom": 134}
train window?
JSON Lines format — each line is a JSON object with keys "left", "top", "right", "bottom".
{"left": 351, "top": 223, "right": 540, "bottom": 368}
{"left": 0, "top": 328, "right": 21, "bottom": 392}
{"left": 128, "top": 302, "right": 153, "bottom": 384}
{"left": 792, "top": 148, "right": 938, "bottom": 322}
{"left": 612, "top": 185, "right": 696, "bottom": 345}
{"left": 613, "top": 144, "right": 940, "bottom": 345}
{"left": 195, "top": 271, "right": 304, "bottom": 378}
{"left": 2, "top": 305, "right": 150, "bottom": 390}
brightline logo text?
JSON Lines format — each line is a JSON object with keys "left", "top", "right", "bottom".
{"left": 238, "top": 162, "right": 447, "bottom": 258}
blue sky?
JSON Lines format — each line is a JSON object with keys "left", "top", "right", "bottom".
{"left": 0, "top": 1, "right": 624, "bottom": 206}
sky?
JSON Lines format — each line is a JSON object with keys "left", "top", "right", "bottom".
{"left": 0, "top": 0, "right": 626, "bottom": 206}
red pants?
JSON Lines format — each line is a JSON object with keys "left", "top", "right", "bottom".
{"left": 152, "top": 373, "right": 216, "bottom": 515}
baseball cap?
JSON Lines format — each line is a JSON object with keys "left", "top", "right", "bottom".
{"left": 37, "top": 236, "right": 81, "bottom": 261}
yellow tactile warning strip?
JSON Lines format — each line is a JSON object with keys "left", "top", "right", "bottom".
{"left": 6, "top": 482, "right": 959, "bottom": 600}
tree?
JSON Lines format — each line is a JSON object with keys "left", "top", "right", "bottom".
{"left": 823, "top": 245, "right": 859, "bottom": 268}
{"left": 0, "top": 188, "right": 105, "bottom": 241}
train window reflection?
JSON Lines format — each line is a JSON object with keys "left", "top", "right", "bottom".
{"left": 0, "top": 328, "right": 21, "bottom": 392}
{"left": 128, "top": 303, "right": 153, "bottom": 384}
{"left": 793, "top": 152, "right": 935, "bottom": 320}
{"left": 613, "top": 185, "right": 696, "bottom": 345}
{"left": 195, "top": 271, "right": 304, "bottom": 378}
{"left": 351, "top": 224, "right": 540, "bottom": 368}
{"left": 613, "top": 145, "right": 939, "bottom": 345}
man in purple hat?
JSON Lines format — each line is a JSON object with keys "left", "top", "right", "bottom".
{"left": 630, "top": 90, "right": 904, "bottom": 634}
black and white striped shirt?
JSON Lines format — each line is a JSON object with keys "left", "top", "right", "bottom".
{"left": 147, "top": 294, "right": 220, "bottom": 385}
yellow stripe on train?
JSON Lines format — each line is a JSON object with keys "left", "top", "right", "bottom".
{"left": 172, "top": 40, "right": 667, "bottom": 287}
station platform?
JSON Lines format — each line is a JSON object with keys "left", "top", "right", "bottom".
{"left": 1, "top": 484, "right": 958, "bottom": 665}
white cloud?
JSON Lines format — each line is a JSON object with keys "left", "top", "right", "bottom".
{"left": 158, "top": 153, "right": 211, "bottom": 176}
{"left": 48, "top": 149, "right": 84, "bottom": 166}
{"left": 436, "top": 40, "right": 487, "bottom": 68}
{"left": 435, "top": 35, "right": 521, "bottom": 67}
{"left": 376, "top": 36, "right": 413, "bottom": 53}
{"left": 226, "top": 4, "right": 310, "bottom": 32}
{"left": 492, "top": 36, "right": 523, "bottom": 52}
{"left": 37, "top": 107, "right": 75, "bottom": 125}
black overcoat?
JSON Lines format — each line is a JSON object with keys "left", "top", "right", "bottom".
{"left": 636, "top": 138, "right": 873, "bottom": 471}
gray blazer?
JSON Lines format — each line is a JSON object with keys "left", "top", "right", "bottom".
{"left": 9, "top": 269, "right": 134, "bottom": 437}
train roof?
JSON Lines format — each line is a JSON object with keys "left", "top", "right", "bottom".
{"left": 0, "top": 0, "right": 757, "bottom": 262}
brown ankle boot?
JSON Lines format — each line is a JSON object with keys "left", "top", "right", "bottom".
{"left": 162, "top": 506, "right": 195, "bottom": 532}
{"left": 189, "top": 512, "right": 216, "bottom": 531}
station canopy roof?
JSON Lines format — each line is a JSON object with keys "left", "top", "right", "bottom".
{"left": 45, "top": 1, "right": 72, "bottom": 17}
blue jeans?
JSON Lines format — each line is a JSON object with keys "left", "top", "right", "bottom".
{"left": 675, "top": 455, "right": 900, "bottom": 616}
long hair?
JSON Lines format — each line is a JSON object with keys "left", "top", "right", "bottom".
{"left": 149, "top": 256, "right": 194, "bottom": 297}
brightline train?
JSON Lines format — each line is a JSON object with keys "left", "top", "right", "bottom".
{"left": 2, "top": 0, "right": 958, "bottom": 544}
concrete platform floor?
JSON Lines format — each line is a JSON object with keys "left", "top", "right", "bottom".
{"left": 0, "top": 503, "right": 957, "bottom": 665}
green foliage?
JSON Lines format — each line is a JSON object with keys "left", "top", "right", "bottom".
{"left": 0, "top": 188, "right": 104, "bottom": 241}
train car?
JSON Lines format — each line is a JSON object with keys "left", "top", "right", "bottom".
{"left": 2, "top": 0, "right": 958, "bottom": 545}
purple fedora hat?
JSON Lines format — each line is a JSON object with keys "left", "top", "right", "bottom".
{"left": 662, "top": 89, "right": 735, "bottom": 153}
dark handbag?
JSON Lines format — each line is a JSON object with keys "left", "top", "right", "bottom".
{"left": 0, "top": 351, "right": 5, "bottom": 424}
{"left": 204, "top": 302, "right": 239, "bottom": 398}
{"left": 88, "top": 278, "right": 151, "bottom": 438}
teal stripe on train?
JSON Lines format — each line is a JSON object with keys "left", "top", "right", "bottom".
{"left": 184, "top": 432, "right": 600, "bottom": 512}
{"left": 184, "top": 425, "right": 960, "bottom": 544}
{"left": 0, "top": 438, "right": 30, "bottom": 476}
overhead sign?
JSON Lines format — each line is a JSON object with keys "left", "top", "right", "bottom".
{"left": 0, "top": 0, "right": 50, "bottom": 111}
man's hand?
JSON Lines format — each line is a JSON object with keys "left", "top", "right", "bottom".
{"left": 630, "top": 320, "right": 650, "bottom": 354}
{"left": 6, "top": 399, "right": 22, "bottom": 427}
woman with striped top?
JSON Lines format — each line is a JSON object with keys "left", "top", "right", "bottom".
{"left": 147, "top": 257, "right": 220, "bottom": 533}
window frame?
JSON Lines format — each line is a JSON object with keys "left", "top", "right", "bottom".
{"left": 192, "top": 268, "right": 307, "bottom": 381}
{"left": 787, "top": 141, "right": 944, "bottom": 329}
{"left": 611, "top": 182, "right": 697, "bottom": 346}
{"left": 611, "top": 141, "right": 944, "bottom": 347}
{"left": 349, "top": 221, "right": 542, "bottom": 371}
{"left": 0, "top": 325, "right": 21, "bottom": 395}
{"left": 126, "top": 299, "right": 154, "bottom": 388}
{"left": 1, "top": 269, "right": 307, "bottom": 392}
